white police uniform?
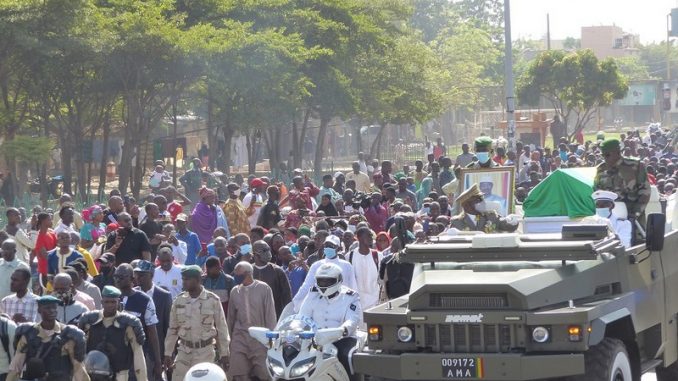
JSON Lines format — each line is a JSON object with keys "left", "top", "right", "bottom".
{"left": 299, "top": 285, "right": 362, "bottom": 336}
{"left": 592, "top": 190, "right": 633, "bottom": 248}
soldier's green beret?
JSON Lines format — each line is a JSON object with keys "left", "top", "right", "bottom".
{"left": 181, "top": 265, "right": 202, "bottom": 278}
{"left": 102, "top": 285, "right": 122, "bottom": 299}
{"left": 474, "top": 136, "right": 493, "bottom": 149}
{"left": 394, "top": 172, "right": 406, "bottom": 181}
{"left": 298, "top": 225, "right": 312, "bottom": 238}
{"left": 600, "top": 138, "right": 621, "bottom": 152}
{"left": 38, "top": 295, "right": 61, "bottom": 306}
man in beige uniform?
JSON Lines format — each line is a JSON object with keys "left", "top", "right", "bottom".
{"left": 164, "top": 265, "right": 230, "bottom": 381}
{"left": 8, "top": 295, "right": 89, "bottom": 381}
{"left": 227, "top": 261, "right": 277, "bottom": 381}
{"left": 78, "top": 285, "right": 147, "bottom": 381}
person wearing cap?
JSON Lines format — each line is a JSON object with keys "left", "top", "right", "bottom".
{"left": 242, "top": 178, "right": 265, "bottom": 229}
{"left": 478, "top": 175, "right": 508, "bottom": 214}
{"left": 221, "top": 183, "right": 250, "bottom": 236}
{"left": 114, "top": 263, "right": 163, "bottom": 380}
{"left": 133, "top": 260, "right": 172, "bottom": 367}
{"left": 594, "top": 138, "right": 651, "bottom": 238}
{"left": 292, "top": 234, "right": 357, "bottom": 312}
{"left": 468, "top": 136, "right": 498, "bottom": 168}
{"left": 191, "top": 187, "right": 230, "bottom": 247}
{"left": 251, "top": 241, "right": 292, "bottom": 319}
{"left": 592, "top": 190, "right": 632, "bottom": 248}
{"left": 175, "top": 212, "right": 201, "bottom": 266}
{"left": 92, "top": 253, "right": 116, "bottom": 291}
{"left": 449, "top": 184, "right": 519, "bottom": 233}
{"left": 78, "top": 285, "right": 147, "bottom": 381}
{"left": 227, "top": 261, "right": 275, "bottom": 381}
{"left": 164, "top": 265, "right": 230, "bottom": 381}
{"left": 8, "top": 295, "right": 88, "bottom": 381}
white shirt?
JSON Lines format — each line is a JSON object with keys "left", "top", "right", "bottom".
{"left": 154, "top": 265, "right": 184, "bottom": 299}
{"left": 293, "top": 257, "right": 358, "bottom": 312}
{"left": 348, "top": 248, "right": 383, "bottom": 310}
{"left": 299, "top": 286, "right": 362, "bottom": 337}
{"left": 242, "top": 192, "right": 264, "bottom": 228}
{"left": 162, "top": 240, "right": 188, "bottom": 264}
{"left": 54, "top": 223, "right": 76, "bottom": 236}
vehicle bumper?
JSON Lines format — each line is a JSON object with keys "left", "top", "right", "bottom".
{"left": 353, "top": 352, "right": 585, "bottom": 380}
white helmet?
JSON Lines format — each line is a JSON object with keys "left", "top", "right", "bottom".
{"left": 315, "top": 263, "right": 343, "bottom": 298}
{"left": 183, "top": 363, "right": 227, "bottom": 381}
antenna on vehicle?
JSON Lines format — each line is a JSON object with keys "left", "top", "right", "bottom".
{"left": 568, "top": 300, "right": 575, "bottom": 309}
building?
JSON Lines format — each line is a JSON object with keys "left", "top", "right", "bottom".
{"left": 581, "top": 25, "right": 639, "bottom": 59}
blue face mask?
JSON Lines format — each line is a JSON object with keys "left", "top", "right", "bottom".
{"left": 240, "top": 244, "right": 252, "bottom": 255}
{"left": 560, "top": 151, "right": 568, "bottom": 161}
{"left": 596, "top": 208, "right": 611, "bottom": 219}
{"left": 476, "top": 152, "right": 490, "bottom": 164}
{"left": 233, "top": 274, "right": 246, "bottom": 285}
{"left": 324, "top": 248, "right": 337, "bottom": 259}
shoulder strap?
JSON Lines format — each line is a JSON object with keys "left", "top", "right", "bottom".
{"left": 371, "top": 250, "right": 379, "bottom": 269}
{"left": 348, "top": 250, "right": 353, "bottom": 264}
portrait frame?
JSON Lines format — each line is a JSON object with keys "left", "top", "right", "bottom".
{"left": 459, "top": 166, "right": 516, "bottom": 216}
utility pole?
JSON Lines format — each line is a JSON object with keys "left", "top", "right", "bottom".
{"left": 546, "top": 13, "right": 551, "bottom": 50}
{"left": 504, "top": 0, "right": 516, "bottom": 150}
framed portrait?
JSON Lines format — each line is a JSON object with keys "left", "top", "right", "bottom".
{"left": 459, "top": 167, "right": 516, "bottom": 216}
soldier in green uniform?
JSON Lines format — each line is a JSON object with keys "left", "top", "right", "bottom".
{"left": 467, "top": 137, "right": 498, "bottom": 169}
{"left": 163, "top": 265, "right": 230, "bottom": 381}
{"left": 594, "top": 138, "right": 651, "bottom": 239}
{"left": 449, "top": 184, "right": 519, "bottom": 233}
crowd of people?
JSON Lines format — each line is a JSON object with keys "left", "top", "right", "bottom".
{"left": 0, "top": 123, "right": 668, "bottom": 381}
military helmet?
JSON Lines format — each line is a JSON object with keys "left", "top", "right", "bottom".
{"left": 84, "top": 350, "right": 113, "bottom": 381}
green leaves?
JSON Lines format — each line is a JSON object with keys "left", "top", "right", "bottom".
{"left": 0, "top": 135, "right": 54, "bottom": 165}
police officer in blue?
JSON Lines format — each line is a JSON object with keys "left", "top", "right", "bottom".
{"left": 298, "top": 263, "right": 362, "bottom": 378}
{"left": 7, "top": 295, "right": 88, "bottom": 381}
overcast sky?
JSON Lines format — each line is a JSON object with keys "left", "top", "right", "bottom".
{"left": 511, "top": 0, "right": 678, "bottom": 44}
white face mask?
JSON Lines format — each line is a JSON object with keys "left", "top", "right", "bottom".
{"left": 596, "top": 208, "right": 611, "bottom": 218}
{"left": 475, "top": 201, "right": 487, "bottom": 213}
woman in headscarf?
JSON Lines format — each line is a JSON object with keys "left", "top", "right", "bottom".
{"left": 80, "top": 205, "right": 106, "bottom": 250}
{"left": 191, "top": 187, "right": 221, "bottom": 244}
{"left": 315, "top": 194, "right": 339, "bottom": 216}
{"left": 375, "top": 232, "right": 391, "bottom": 253}
{"left": 416, "top": 177, "right": 433, "bottom": 209}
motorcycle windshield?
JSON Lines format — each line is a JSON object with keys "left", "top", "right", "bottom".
{"left": 276, "top": 315, "right": 317, "bottom": 366}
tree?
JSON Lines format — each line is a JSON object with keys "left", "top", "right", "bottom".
{"left": 517, "top": 49, "right": 629, "bottom": 140}
{"left": 563, "top": 37, "right": 581, "bottom": 50}
{"left": 614, "top": 55, "right": 653, "bottom": 81}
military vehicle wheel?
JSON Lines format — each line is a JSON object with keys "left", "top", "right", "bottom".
{"left": 569, "top": 338, "right": 632, "bottom": 381}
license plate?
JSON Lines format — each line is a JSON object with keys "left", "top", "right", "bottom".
{"left": 441, "top": 357, "right": 483, "bottom": 379}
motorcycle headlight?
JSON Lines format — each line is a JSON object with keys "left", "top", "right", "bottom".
{"left": 268, "top": 358, "right": 284, "bottom": 377}
{"left": 290, "top": 357, "right": 316, "bottom": 378}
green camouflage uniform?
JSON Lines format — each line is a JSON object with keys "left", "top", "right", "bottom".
{"left": 593, "top": 157, "right": 651, "bottom": 219}
{"left": 450, "top": 211, "right": 518, "bottom": 233}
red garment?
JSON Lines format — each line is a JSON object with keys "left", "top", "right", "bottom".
{"left": 35, "top": 230, "right": 57, "bottom": 275}
{"left": 167, "top": 201, "right": 184, "bottom": 222}
{"left": 648, "top": 174, "right": 656, "bottom": 185}
{"left": 575, "top": 130, "right": 584, "bottom": 145}
{"left": 493, "top": 155, "right": 505, "bottom": 165}
{"left": 364, "top": 205, "right": 389, "bottom": 233}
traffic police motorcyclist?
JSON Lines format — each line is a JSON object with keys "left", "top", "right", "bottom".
{"left": 7, "top": 295, "right": 89, "bottom": 381}
{"left": 78, "top": 286, "right": 147, "bottom": 381}
{"left": 298, "top": 263, "right": 362, "bottom": 378}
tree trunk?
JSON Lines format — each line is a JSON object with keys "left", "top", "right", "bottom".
{"left": 118, "top": 141, "right": 135, "bottom": 195}
{"left": 206, "top": 87, "right": 219, "bottom": 171}
{"left": 314, "top": 115, "right": 331, "bottom": 178}
{"left": 61, "top": 137, "right": 74, "bottom": 197}
{"left": 222, "top": 121, "right": 235, "bottom": 175}
{"left": 97, "top": 112, "right": 111, "bottom": 202}
{"left": 369, "top": 122, "right": 388, "bottom": 159}
{"left": 74, "top": 134, "right": 87, "bottom": 202}
{"left": 246, "top": 133, "right": 256, "bottom": 175}
{"left": 293, "top": 109, "right": 311, "bottom": 169}
{"left": 131, "top": 138, "right": 147, "bottom": 199}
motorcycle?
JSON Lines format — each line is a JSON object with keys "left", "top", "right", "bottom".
{"left": 249, "top": 314, "right": 365, "bottom": 381}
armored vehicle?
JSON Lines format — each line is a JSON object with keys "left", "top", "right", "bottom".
{"left": 354, "top": 214, "right": 678, "bottom": 380}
